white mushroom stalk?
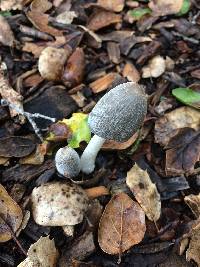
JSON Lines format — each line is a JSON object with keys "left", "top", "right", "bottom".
{"left": 80, "top": 135, "right": 105, "bottom": 174}
{"left": 80, "top": 82, "right": 147, "bottom": 174}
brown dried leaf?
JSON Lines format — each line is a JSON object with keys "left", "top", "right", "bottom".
{"left": 89, "top": 73, "right": 121, "bottom": 93}
{"left": 18, "top": 236, "right": 59, "bottom": 267}
{"left": 184, "top": 194, "right": 200, "bottom": 218}
{"left": 165, "top": 128, "right": 200, "bottom": 176}
{"left": 0, "top": 136, "right": 35, "bottom": 158}
{"left": 0, "top": 0, "right": 24, "bottom": 11}
{"left": 26, "top": 10, "right": 62, "bottom": 36}
{"left": 0, "top": 16, "right": 14, "bottom": 47}
{"left": 56, "top": 11, "right": 77, "bottom": 24}
{"left": 19, "top": 144, "right": 45, "bottom": 165}
{"left": 126, "top": 164, "right": 161, "bottom": 222}
{"left": 97, "top": 0, "right": 124, "bottom": 12}
{"left": 62, "top": 48, "right": 85, "bottom": 88}
{"left": 0, "top": 184, "right": 23, "bottom": 242}
{"left": 0, "top": 71, "right": 24, "bottom": 118}
{"left": 154, "top": 107, "right": 200, "bottom": 147}
{"left": 102, "top": 132, "right": 138, "bottom": 150}
{"left": 98, "top": 192, "right": 146, "bottom": 255}
{"left": 31, "top": 0, "right": 52, "bottom": 13}
{"left": 107, "top": 42, "right": 121, "bottom": 64}
{"left": 186, "top": 223, "right": 200, "bottom": 267}
{"left": 123, "top": 62, "right": 140, "bottom": 82}
{"left": 87, "top": 10, "right": 122, "bottom": 31}
{"left": 149, "top": 0, "right": 183, "bottom": 16}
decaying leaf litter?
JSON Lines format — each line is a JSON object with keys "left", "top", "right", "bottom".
{"left": 0, "top": 0, "right": 200, "bottom": 266}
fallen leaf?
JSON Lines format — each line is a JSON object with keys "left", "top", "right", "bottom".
{"left": 154, "top": 106, "right": 200, "bottom": 146}
{"left": 62, "top": 48, "right": 85, "bottom": 88}
{"left": 165, "top": 128, "right": 200, "bottom": 176}
{"left": 19, "top": 144, "right": 45, "bottom": 165}
{"left": 89, "top": 73, "right": 121, "bottom": 93}
{"left": 30, "top": 0, "right": 52, "bottom": 13}
{"left": 107, "top": 42, "right": 121, "bottom": 64}
{"left": 0, "top": 0, "right": 24, "bottom": 11}
{"left": 18, "top": 236, "right": 59, "bottom": 267}
{"left": 128, "top": 8, "right": 152, "bottom": 21}
{"left": 122, "top": 62, "right": 140, "bottom": 82}
{"left": 172, "top": 87, "right": 200, "bottom": 109}
{"left": 186, "top": 223, "right": 200, "bottom": 267}
{"left": 177, "top": 0, "right": 191, "bottom": 16}
{"left": 0, "top": 15, "right": 14, "bottom": 46}
{"left": 0, "top": 184, "right": 23, "bottom": 242}
{"left": 97, "top": 0, "right": 124, "bottom": 12}
{"left": 126, "top": 164, "right": 161, "bottom": 222}
{"left": 87, "top": 10, "right": 122, "bottom": 31}
{"left": 31, "top": 182, "right": 89, "bottom": 226}
{"left": 26, "top": 10, "right": 62, "bottom": 36}
{"left": 47, "top": 122, "right": 72, "bottom": 142}
{"left": 142, "top": 55, "right": 166, "bottom": 78}
{"left": 98, "top": 192, "right": 146, "bottom": 255}
{"left": 59, "top": 231, "right": 95, "bottom": 267}
{"left": 102, "top": 132, "right": 138, "bottom": 150}
{"left": 0, "top": 136, "right": 36, "bottom": 157}
{"left": 184, "top": 194, "right": 200, "bottom": 218}
{"left": 56, "top": 11, "right": 77, "bottom": 24}
{"left": 0, "top": 71, "right": 24, "bottom": 119}
{"left": 0, "top": 157, "right": 9, "bottom": 165}
{"left": 149, "top": 0, "right": 183, "bottom": 16}
{"left": 61, "top": 113, "right": 91, "bottom": 148}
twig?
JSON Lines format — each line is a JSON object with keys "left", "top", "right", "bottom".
{"left": 1, "top": 99, "right": 56, "bottom": 141}
{"left": 172, "top": 31, "right": 199, "bottom": 44}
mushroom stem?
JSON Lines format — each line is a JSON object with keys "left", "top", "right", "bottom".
{"left": 80, "top": 135, "right": 105, "bottom": 174}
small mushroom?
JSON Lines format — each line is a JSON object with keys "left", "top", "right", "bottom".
{"left": 80, "top": 82, "right": 147, "bottom": 174}
{"left": 55, "top": 146, "right": 80, "bottom": 178}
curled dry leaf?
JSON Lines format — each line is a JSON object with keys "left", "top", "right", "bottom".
{"left": 0, "top": 136, "right": 36, "bottom": 158}
{"left": 165, "top": 128, "right": 200, "bottom": 176}
{"left": 62, "top": 48, "right": 85, "bottom": 88}
{"left": 38, "top": 47, "right": 70, "bottom": 81}
{"left": 18, "top": 236, "right": 59, "bottom": 267}
{"left": 154, "top": 107, "right": 200, "bottom": 147}
{"left": 0, "top": 0, "right": 24, "bottom": 11}
{"left": 31, "top": 182, "right": 89, "bottom": 226}
{"left": 149, "top": 0, "right": 183, "bottom": 16}
{"left": 87, "top": 10, "right": 122, "bottom": 31}
{"left": 97, "top": 0, "right": 125, "bottom": 12}
{"left": 142, "top": 55, "right": 166, "bottom": 78}
{"left": 31, "top": 0, "right": 52, "bottom": 13}
{"left": 186, "top": 223, "right": 200, "bottom": 267}
{"left": 0, "top": 184, "right": 23, "bottom": 242}
{"left": 0, "top": 71, "right": 24, "bottom": 119}
{"left": 102, "top": 132, "right": 138, "bottom": 150}
{"left": 126, "top": 164, "right": 161, "bottom": 222}
{"left": 19, "top": 144, "right": 46, "bottom": 165}
{"left": 98, "top": 192, "right": 146, "bottom": 255}
{"left": 0, "top": 16, "right": 14, "bottom": 47}
{"left": 184, "top": 193, "right": 200, "bottom": 218}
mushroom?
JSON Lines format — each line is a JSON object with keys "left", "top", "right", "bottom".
{"left": 80, "top": 82, "right": 147, "bottom": 174}
{"left": 55, "top": 146, "right": 80, "bottom": 178}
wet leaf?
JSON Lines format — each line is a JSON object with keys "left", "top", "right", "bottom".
{"left": 0, "top": 15, "right": 14, "bottom": 46}
{"left": 177, "top": 0, "right": 190, "bottom": 16}
{"left": 62, "top": 113, "right": 91, "bottom": 148}
{"left": 126, "top": 164, "right": 161, "bottom": 222}
{"left": 0, "top": 136, "right": 36, "bottom": 158}
{"left": 129, "top": 8, "right": 152, "bottom": 21}
{"left": 184, "top": 194, "right": 200, "bottom": 218}
{"left": 31, "top": 182, "right": 89, "bottom": 226}
{"left": 172, "top": 87, "right": 200, "bottom": 109}
{"left": 165, "top": 128, "right": 200, "bottom": 176}
{"left": 154, "top": 106, "right": 200, "bottom": 146}
{"left": 98, "top": 192, "right": 146, "bottom": 255}
{"left": 18, "top": 236, "right": 59, "bottom": 267}
{"left": 0, "top": 184, "right": 23, "bottom": 242}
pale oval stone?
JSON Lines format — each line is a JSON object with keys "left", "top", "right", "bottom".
{"left": 31, "top": 182, "right": 89, "bottom": 226}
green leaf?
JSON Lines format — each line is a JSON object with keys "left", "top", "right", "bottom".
{"left": 0, "top": 11, "right": 12, "bottom": 17}
{"left": 62, "top": 113, "right": 91, "bottom": 148}
{"left": 172, "top": 87, "right": 200, "bottom": 109}
{"left": 177, "top": 0, "right": 190, "bottom": 16}
{"left": 129, "top": 8, "right": 151, "bottom": 20}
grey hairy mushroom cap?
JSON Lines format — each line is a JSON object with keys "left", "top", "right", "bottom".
{"left": 55, "top": 146, "right": 80, "bottom": 178}
{"left": 88, "top": 82, "right": 147, "bottom": 142}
